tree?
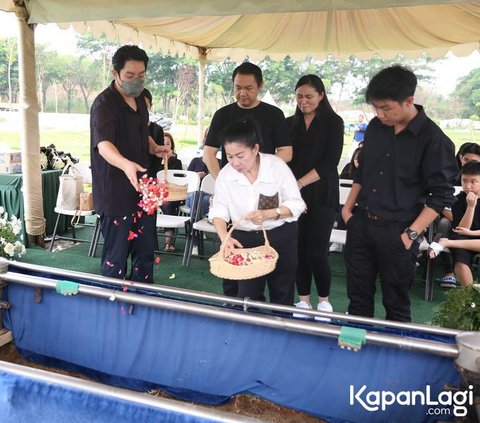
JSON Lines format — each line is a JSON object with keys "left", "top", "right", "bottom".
{"left": 173, "top": 63, "right": 197, "bottom": 122}
{"left": 76, "top": 32, "right": 119, "bottom": 88}
{"left": 147, "top": 52, "right": 183, "bottom": 114}
{"left": 0, "top": 37, "right": 19, "bottom": 105}
{"left": 259, "top": 56, "right": 302, "bottom": 104}
{"left": 453, "top": 68, "right": 480, "bottom": 118}
{"left": 205, "top": 59, "right": 237, "bottom": 106}
{"left": 36, "top": 45, "right": 64, "bottom": 112}
{"left": 73, "top": 57, "right": 102, "bottom": 112}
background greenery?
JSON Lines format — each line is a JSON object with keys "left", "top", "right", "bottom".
{"left": 0, "top": 30, "right": 479, "bottom": 161}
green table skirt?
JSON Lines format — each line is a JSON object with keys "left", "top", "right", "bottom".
{"left": 0, "top": 170, "right": 68, "bottom": 242}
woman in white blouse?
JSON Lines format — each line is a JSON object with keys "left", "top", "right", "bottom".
{"left": 209, "top": 119, "right": 305, "bottom": 305}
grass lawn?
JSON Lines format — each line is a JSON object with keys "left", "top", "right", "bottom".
{"left": 1, "top": 111, "right": 479, "bottom": 163}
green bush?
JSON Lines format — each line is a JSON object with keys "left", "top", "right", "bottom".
{"left": 432, "top": 285, "right": 480, "bottom": 331}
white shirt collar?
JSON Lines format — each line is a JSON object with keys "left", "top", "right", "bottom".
{"left": 224, "top": 153, "right": 275, "bottom": 185}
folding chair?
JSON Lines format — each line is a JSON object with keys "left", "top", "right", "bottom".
{"left": 156, "top": 169, "right": 200, "bottom": 256}
{"left": 183, "top": 174, "right": 218, "bottom": 266}
{"left": 329, "top": 180, "right": 353, "bottom": 248}
{"left": 49, "top": 163, "right": 101, "bottom": 257}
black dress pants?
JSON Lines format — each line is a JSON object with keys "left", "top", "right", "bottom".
{"left": 344, "top": 212, "right": 418, "bottom": 322}
{"left": 222, "top": 222, "right": 298, "bottom": 306}
{"left": 100, "top": 213, "right": 156, "bottom": 283}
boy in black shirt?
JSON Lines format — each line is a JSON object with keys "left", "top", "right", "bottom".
{"left": 450, "top": 160, "right": 480, "bottom": 286}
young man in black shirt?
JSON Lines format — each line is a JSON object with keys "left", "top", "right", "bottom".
{"left": 90, "top": 45, "right": 169, "bottom": 283}
{"left": 341, "top": 65, "right": 458, "bottom": 322}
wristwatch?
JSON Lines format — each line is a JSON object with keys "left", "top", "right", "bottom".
{"left": 403, "top": 227, "right": 419, "bottom": 241}
{"left": 274, "top": 207, "right": 281, "bottom": 220}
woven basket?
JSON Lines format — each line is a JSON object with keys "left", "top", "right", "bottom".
{"left": 209, "top": 217, "right": 279, "bottom": 280}
{"left": 164, "top": 155, "right": 188, "bottom": 201}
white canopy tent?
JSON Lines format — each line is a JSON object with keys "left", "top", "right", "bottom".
{"left": 1, "top": 0, "right": 480, "bottom": 240}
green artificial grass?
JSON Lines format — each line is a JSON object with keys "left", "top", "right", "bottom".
{"left": 16, "top": 224, "right": 452, "bottom": 325}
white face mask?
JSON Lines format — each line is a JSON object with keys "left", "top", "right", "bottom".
{"left": 120, "top": 78, "right": 145, "bottom": 97}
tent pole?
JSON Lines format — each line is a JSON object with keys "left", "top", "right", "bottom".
{"left": 15, "top": 5, "right": 46, "bottom": 245}
{"left": 197, "top": 47, "right": 207, "bottom": 146}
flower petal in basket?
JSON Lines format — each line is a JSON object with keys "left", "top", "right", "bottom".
{"left": 209, "top": 215, "right": 278, "bottom": 280}
{"left": 209, "top": 245, "right": 278, "bottom": 280}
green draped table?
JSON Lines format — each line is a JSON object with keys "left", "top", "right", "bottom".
{"left": 0, "top": 170, "right": 68, "bottom": 245}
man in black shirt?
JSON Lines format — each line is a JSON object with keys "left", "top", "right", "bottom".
{"left": 90, "top": 45, "right": 169, "bottom": 283}
{"left": 341, "top": 65, "right": 458, "bottom": 322}
{"left": 203, "top": 62, "right": 292, "bottom": 179}
{"left": 203, "top": 62, "right": 292, "bottom": 298}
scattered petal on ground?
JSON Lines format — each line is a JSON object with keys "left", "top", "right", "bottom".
{"left": 169, "top": 273, "right": 175, "bottom": 279}
{"left": 155, "top": 257, "right": 161, "bottom": 264}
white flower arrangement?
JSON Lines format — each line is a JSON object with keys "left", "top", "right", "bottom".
{"left": 0, "top": 206, "right": 26, "bottom": 259}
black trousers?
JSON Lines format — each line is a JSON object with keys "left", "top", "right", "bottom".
{"left": 344, "top": 211, "right": 418, "bottom": 322}
{"left": 222, "top": 222, "right": 298, "bottom": 306}
{"left": 100, "top": 213, "right": 156, "bottom": 283}
{"left": 296, "top": 204, "right": 337, "bottom": 297}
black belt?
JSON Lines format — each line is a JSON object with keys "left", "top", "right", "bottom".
{"left": 361, "top": 209, "right": 410, "bottom": 226}
{"left": 364, "top": 210, "right": 386, "bottom": 221}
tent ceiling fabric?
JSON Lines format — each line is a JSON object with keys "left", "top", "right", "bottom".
{"left": 1, "top": 1, "right": 480, "bottom": 59}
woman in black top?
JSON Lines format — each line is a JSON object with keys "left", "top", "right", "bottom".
{"left": 160, "top": 132, "right": 183, "bottom": 251}
{"left": 288, "top": 75, "right": 344, "bottom": 319}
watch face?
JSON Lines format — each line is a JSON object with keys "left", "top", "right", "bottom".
{"left": 409, "top": 231, "right": 418, "bottom": 240}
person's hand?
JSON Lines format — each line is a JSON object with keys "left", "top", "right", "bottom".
{"left": 341, "top": 207, "right": 353, "bottom": 225}
{"left": 121, "top": 160, "right": 146, "bottom": 192}
{"left": 428, "top": 238, "right": 448, "bottom": 258}
{"left": 222, "top": 237, "right": 243, "bottom": 258}
{"left": 400, "top": 232, "right": 413, "bottom": 250}
{"left": 153, "top": 144, "right": 171, "bottom": 158}
{"left": 466, "top": 191, "right": 478, "bottom": 208}
{"left": 245, "top": 209, "right": 268, "bottom": 225}
{"left": 453, "top": 226, "right": 475, "bottom": 236}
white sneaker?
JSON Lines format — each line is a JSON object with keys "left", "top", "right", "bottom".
{"left": 191, "top": 245, "right": 199, "bottom": 256}
{"left": 329, "top": 242, "right": 343, "bottom": 253}
{"left": 293, "top": 301, "right": 313, "bottom": 319}
{"left": 315, "top": 301, "right": 333, "bottom": 322}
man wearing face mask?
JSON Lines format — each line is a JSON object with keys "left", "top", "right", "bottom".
{"left": 90, "top": 45, "right": 169, "bottom": 283}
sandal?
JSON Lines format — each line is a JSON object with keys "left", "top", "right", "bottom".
{"left": 164, "top": 242, "right": 175, "bottom": 252}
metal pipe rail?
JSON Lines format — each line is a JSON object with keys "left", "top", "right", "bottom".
{"left": 0, "top": 270, "right": 460, "bottom": 359}
{"left": 3, "top": 260, "right": 462, "bottom": 338}
{"left": 0, "top": 360, "right": 260, "bottom": 423}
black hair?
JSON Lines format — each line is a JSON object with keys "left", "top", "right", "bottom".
{"left": 294, "top": 74, "right": 335, "bottom": 117}
{"left": 223, "top": 118, "right": 263, "bottom": 149}
{"left": 232, "top": 62, "right": 263, "bottom": 86}
{"left": 366, "top": 65, "right": 417, "bottom": 103}
{"left": 461, "top": 160, "right": 480, "bottom": 176}
{"left": 143, "top": 88, "right": 153, "bottom": 103}
{"left": 164, "top": 132, "right": 176, "bottom": 153}
{"left": 460, "top": 142, "right": 480, "bottom": 158}
{"left": 112, "top": 45, "right": 149, "bottom": 74}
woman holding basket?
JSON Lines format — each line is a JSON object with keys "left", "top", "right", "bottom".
{"left": 209, "top": 118, "right": 305, "bottom": 306}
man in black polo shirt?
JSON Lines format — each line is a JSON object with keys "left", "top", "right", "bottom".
{"left": 341, "top": 65, "right": 458, "bottom": 322}
{"left": 203, "top": 62, "right": 292, "bottom": 298}
{"left": 90, "top": 45, "right": 169, "bottom": 283}
{"left": 203, "top": 62, "right": 292, "bottom": 179}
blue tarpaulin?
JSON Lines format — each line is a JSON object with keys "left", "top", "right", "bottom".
{"left": 2, "top": 279, "right": 460, "bottom": 422}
